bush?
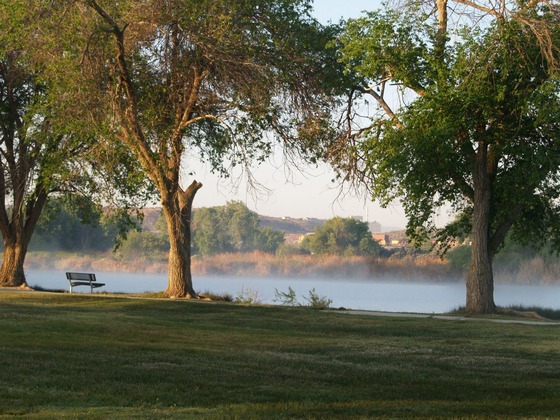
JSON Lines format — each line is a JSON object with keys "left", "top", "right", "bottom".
{"left": 303, "top": 288, "right": 333, "bottom": 309}
{"left": 234, "top": 287, "right": 262, "bottom": 305}
{"left": 273, "top": 286, "right": 298, "bottom": 306}
{"left": 274, "top": 287, "right": 332, "bottom": 309}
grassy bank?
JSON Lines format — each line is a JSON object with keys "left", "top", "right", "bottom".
{"left": 1, "top": 292, "right": 560, "bottom": 418}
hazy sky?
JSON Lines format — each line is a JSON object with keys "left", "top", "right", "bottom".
{"left": 189, "top": 0, "right": 412, "bottom": 229}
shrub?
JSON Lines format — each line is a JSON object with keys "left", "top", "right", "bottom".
{"left": 303, "top": 288, "right": 333, "bottom": 309}
{"left": 274, "top": 287, "right": 333, "bottom": 309}
{"left": 234, "top": 287, "right": 262, "bottom": 305}
{"left": 273, "top": 286, "right": 298, "bottom": 306}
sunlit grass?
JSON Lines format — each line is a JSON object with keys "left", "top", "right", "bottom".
{"left": 1, "top": 292, "right": 560, "bottom": 417}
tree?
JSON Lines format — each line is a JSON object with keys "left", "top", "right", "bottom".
{"left": 33, "top": 197, "right": 110, "bottom": 252}
{"left": 192, "top": 201, "right": 285, "bottom": 255}
{"left": 77, "top": 0, "right": 339, "bottom": 297}
{"left": 221, "top": 201, "right": 261, "bottom": 253}
{"left": 255, "top": 227, "right": 285, "bottom": 254}
{"left": 302, "top": 217, "right": 381, "bottom": 256}
{"left": 32, "top": 196, "right": 137, "bottom": 252}
{"left": 0, "top": 3, "right": 95, "bottom": 286}
{"left": 192, "top": 207, "right": 233, "bottom": 255}
{"left": 333, "top": 1, "right": 560, "bottom": 312}
{"left": 0, "top": 2, "right": 151, "bottom": 287}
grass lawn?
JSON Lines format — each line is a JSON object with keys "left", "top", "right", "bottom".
{"left": 1, "top": 292, "right": 559, "bottom": 418}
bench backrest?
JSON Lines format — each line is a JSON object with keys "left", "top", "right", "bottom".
{"left": 66, "top": 272, "right": 96, "bottom": 281}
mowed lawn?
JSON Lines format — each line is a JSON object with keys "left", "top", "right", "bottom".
{"left": 1, "top": 292, "right": 559, "bottom": 418}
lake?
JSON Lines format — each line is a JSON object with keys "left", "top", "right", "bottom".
{"left": 26, "top": 269, "right": 560, "bottom": 314}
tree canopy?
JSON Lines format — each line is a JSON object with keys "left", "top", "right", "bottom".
{"left": 192, "top": 201, "right": 284, "bottom": 255}
{"left": 302, "top": 217, "right": 381, "bottom": 256}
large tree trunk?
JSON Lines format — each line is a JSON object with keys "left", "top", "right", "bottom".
{"left": 0, "top": 239, "right": 29, "bottom": 287}
{"left": 466, "top": 144, "right": 496, "bottom": 313}
{"left": 162, "top": 180, "right": 202, "bottom": 298}
{"left": 0, "top": 191, "right": 47, "bottom": 288}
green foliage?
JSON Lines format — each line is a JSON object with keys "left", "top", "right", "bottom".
{"left": 335, "top": 6, "right": 560, "bottom": 258}
{"left": 116, "top": 230, "right": 169, "bottom": 260}
{"left": 0, "top": 1, "right": 154, "bottom": 287}
{"left": 301, "top": 217, "right": 381, "bottom": 256}
{"left": 446, "top": 238, "right": 560, "bottom": 274}
{"left": 302, "top": 288, "right": 333, "bottom": 309}
{"left": 234, "top": 287, "right": 262, "bottom": 305}
{"left": 31, "top": 197, "right": 122, "bottom": 252}
{"left": 192, "top": 201, "right": 284, "bottom": 255}
{"left": 256, "top": 227, "right": 286, "bottom": 254}
{"left": 274, "top": 287, "right": 332, "bottom": 309}
{"left": 275, "top": 243, "right": 311, "bottom": 257}
{"left": 78, "top": 0, "right": 343, "bottom": 178}
{"left": 445, "top": 246, "right": 471, "bottom": 272}
{"left": 273, "top": 286, "right": 299, "bottom": 306}
{"left": 30, "top": 196, "right": 150, "bottom": 254}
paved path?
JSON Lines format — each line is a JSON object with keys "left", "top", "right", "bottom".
{"left": 333, "top": 310, "right": 560, "bottom": 326}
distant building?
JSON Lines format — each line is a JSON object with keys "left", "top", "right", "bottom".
{"left": 372, "top": 233, "right": 389, "bottom": 246}
{"left": 284, "top": 234, "right": 304, "bottom": 245}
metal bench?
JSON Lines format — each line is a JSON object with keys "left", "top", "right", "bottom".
{"left": 66, "top": 272, "right": 105, "bottom": 293}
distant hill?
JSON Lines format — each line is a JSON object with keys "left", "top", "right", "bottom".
{"left": 140, "top": 207, "right": 403, "bottom": 237}
{"left": 139, "top": 208, "right": 162, "bottom": 231}
{"left": 258, "top": 215, "right": 324, "bottom": 234}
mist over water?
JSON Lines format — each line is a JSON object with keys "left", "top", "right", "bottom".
{"left": 27, "top": 270, "right": 560, "bottom": 313}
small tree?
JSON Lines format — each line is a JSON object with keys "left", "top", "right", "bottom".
{"left": 302, "top": 217, "right": 381, "bottom": 256}
{"left": 192, "top": 201, "right": 284, "bottom": 255}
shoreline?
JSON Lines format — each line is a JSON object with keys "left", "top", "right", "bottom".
{"left": 5, "top": 250, "right": 559, "bottom": 286}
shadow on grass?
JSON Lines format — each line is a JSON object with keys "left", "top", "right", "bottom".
{"left": 450, "top": 304, "right": 560, "bottom": 320}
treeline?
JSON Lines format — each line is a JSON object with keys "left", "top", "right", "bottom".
{"left": 27, "top": 198, "right": 560, "bottom": 284}
{"left": 28, "top": 199, "right": 383, "bottom": 258}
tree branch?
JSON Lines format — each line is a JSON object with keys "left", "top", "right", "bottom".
{"left": 489, "top": 204, "right": 523, "bottom": 255}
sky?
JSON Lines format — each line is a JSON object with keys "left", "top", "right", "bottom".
{"left": 188, "top": 0, "right": 412, "bottom": 230}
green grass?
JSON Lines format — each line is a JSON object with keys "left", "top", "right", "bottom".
{"left": 450, "top": 305, "right": 560, "bottom": 320}
{"left": 1, "top": 293, "right": 560, "bottom": 418}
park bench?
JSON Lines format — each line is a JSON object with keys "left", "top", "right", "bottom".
{"left": 66, "top": 272, "right": 105, "bottom": 293}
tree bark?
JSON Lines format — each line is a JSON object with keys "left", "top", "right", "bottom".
{"left": 0, "top": 239, "right": 28, "bottom": 287}
{"left": 0, "top": 187, "right": 47, "bottom": 288}
{"left": 435, "top": 0, "right": 448, "bottom": 67}
{"left": 466, "top": 143, "right": 496, "bottom": 313}
{"left": 163, "top": 180, "right": 202, "bottom": 298}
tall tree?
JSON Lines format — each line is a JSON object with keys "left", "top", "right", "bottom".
{"left": 77, "top": 0, "right": 340, "bottom": 297}
{"left": 0, "top": 3, "right": 91, "bottom": 286}
{"left": 0, "top": 2, "right": 150, "bottom": 287}
{"left": 332, "top": 1, "right": 560, "bottom": 312}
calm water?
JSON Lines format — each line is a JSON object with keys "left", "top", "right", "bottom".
{"left": 27, "top": 269, "right": 560, "bottom": 314}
